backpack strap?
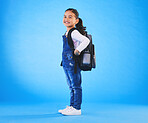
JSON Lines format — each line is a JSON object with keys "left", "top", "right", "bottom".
{"left": 67, "top": 27, "right": 77, "bottom": 50}
{"left": 67, "top": 28, "right": 79, "bottom": 74}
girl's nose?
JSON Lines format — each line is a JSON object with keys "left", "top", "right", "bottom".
{"left": 65, "top": 18, "right": 68, "bottom": 21}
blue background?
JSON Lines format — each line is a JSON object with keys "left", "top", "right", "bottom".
{"left": 0, "top": 0, "right": 148, "bottom": 105}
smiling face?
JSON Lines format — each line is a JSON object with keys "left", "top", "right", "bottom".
{"left": 63, "top": 10, "right": 79, "bottom": 29}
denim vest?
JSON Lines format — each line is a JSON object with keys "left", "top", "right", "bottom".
{"left": 62, "top": 35, "right": 75, "bottom": 69}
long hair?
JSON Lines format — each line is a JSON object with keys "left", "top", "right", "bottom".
{"left": 76, "top": 18, "right": 86, "bottom": 35}
{"left": 65, "top": 8, "right": 86, "bottom": 35}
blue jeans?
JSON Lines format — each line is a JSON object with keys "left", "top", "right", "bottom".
{"left": 63, "top": 66, "right": 82, "bottom": 110}
{"left": 62, "top": 51, "right": 82, "bottom": 110}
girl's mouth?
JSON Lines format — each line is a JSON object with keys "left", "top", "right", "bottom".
{"left": 64, "top": 21, "right": 70, "bottom": 24}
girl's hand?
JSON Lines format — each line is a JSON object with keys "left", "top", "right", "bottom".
{"left": 74, "top": 49, "right": 80, "bottom": 56}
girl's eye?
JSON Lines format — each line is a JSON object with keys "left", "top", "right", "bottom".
{"left": 69, "top": 16, "right": 72, "bottom": 19}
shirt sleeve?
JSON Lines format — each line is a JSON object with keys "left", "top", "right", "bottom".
{"left": 71, "top": 30, "right": 90, "bottom": 53}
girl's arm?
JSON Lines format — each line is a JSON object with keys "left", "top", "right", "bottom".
{"left": 71, "top": 30, "right": 90, "bottom": 53}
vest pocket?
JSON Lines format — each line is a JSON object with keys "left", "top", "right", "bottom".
{"left": 62, "top": 52, "right": 75, "bottom": 70}
{"left": 67, "top": 53, "right": 74, "bottom": 66}
{"left": 67, "top": 53, "right": 73, "bottom": 60}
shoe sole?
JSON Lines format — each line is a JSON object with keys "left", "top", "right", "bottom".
{"left": 62, "top": 113, "right": 81, "bottom": 116}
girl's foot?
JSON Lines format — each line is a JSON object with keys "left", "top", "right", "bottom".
{"left": 58, "top": 106, "right": 72, "bottom": 113}
{"left": 61, "top": 107, "right": 81, "bottom": 115}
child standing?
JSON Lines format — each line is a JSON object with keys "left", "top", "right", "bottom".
{"left": 59, "top": 8, "right": 90, "bottom": 115}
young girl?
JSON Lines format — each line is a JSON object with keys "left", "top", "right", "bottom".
{"left": 59, "top": 8, "right": 90, "bottom": 115}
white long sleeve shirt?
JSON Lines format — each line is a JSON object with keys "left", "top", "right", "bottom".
{"left": 66, "top": 30, "right": 90, "bottom": 53}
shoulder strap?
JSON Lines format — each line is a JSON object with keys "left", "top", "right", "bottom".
{"left": 67, "top": 28, "right": 79, "bottom": 74}
{"left": 67, "top": 27, "right": 77, "bottom": 50}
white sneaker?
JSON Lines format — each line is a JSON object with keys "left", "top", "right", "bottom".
{"left": 58, "top": 106, "right": 72, "bottom": 113}
{"left": 62, "top": 107, "right": 81, "bottom": 115}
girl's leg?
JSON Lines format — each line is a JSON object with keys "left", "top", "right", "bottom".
{"left": 68, "top": 69, "right": 82, "bottom": 110}
{"left": 63, "top": 67, "right": 74, "bottom": 107}
{"left": 70, "top": 89, "right": 74, "bottom": 107}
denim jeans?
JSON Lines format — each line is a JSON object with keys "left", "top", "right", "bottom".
{"left": 63, "top": 64, "right": 82, "bottom": 110}
{"left": 62, "top": 35, "right": 82, "bottom": 110}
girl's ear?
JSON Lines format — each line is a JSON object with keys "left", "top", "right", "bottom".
{"left": 76, "top": 18, "right": 79, "bottom": 24}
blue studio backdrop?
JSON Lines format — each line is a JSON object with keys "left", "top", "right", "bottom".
{"left": 0, "top": 0, "right": 148, "bottom": 105}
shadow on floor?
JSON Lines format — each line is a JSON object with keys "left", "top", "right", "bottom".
{"left": 0, "top": 113, "right": 62, "bottom": 120}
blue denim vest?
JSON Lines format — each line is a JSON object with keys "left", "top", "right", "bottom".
{"left": 62, "top": 35, "right": 75, "bottom": 69}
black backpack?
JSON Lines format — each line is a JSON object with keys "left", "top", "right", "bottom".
{"left": 67, "top": 28, "right": 96, "bottom": 73}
